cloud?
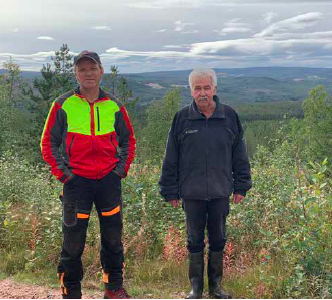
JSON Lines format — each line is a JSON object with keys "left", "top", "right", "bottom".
{"left": 125, "top": 0, "right": 207, "bottom": 9}
{"left": 91, "top": 25, "right": 112, "bottom": 31}
{"left": 262, "top": 12, "right": 278, "bottom": 23}
{"left": 215, "top": 19, "right": 251, "bottom": 35}
{"left": 0, "top": 51, "right": 80, "bottom": 71}
{"left": 153, "top": 29, "right": 167, "bottom": 32}
{"left": 181, "top": 29, "right": 199, "bottom": 34}
{"left": 220, "top": 27, "right": 251, "bottom": 33}
{"left": 213, "top": 30, "right": 227, "bottom": 36}
{"left": 255, "top": 12, "right": 325, "bottom": 37}
{"left": 174, "top": 20, "right": 194, "bottom": 32}
{"left": 100, "top": 36, "right": 332, "bottom": 71}
{"left": 266, "top": 31, "right": 332, "bottom": 40}
{"left": 163, "top": 44, "right": 190, "bottom": 49}
{"left": 13, "top": 28, "right": 19, "bottom": 33}
{"left": 189, "top": 37, "right": 332, "bottom": 57}
{"left": 125, "top": 0, "right": 331, "bottom": 9}
{"left": 36, "top": 36, "right": 55, "bottom": 41}
{"left": 224, "top": 19, "right": 250, "bottom": 28}
{"left": 104, "top": 47, "right": 194, "bottom": 59}
{"left": 0, "top": 51, "right": 55, "bottom": 71}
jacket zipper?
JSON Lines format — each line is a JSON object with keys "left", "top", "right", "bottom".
{"left": 96, "top": 106, "right": 100, "bottom": 132}
{"left": 90, "top": 103, "right": 99, "bottom": 178}
{"left": 68, "top": 134, "right": 75, "bottom": 157}
{"left": 205, "top": 118, "right": 210, "bottom": 200}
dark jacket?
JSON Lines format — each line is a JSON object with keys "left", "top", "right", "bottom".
{"left": 159, "top": 95, "right": 251, "bottom": 201}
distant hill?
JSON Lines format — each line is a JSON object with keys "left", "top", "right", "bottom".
{"left": 1, "top": 67, "right": 331, "bottom": 105}
{"left": 119, "top": 67, "right": 332, "bottom": 105}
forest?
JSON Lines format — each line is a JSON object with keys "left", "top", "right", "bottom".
{"left": 0, "top": 44, "right": 331, "bottom": 298}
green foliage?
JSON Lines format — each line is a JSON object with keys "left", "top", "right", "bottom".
{"left": 139, "top": 87, "right": 181, "bottom": 163}
{"left": 229, "top": 138, "right": 332, "bottom": 298}
{"left": 234, "top": 101, "right": 303, "bottom": 122}
{"left": 32, "top": 44, "right": 75, "bottom": 112}
{"left": 2, "top": 57, "right": 20, "bottom": 102}
{"left": 109, "top": 65, "right": 119, "bottom": 96}
{"left": 123, "top": 164, "right": 185, "bottom": 256}
{"left": 243, "top": 120, "right": 281, "bottom": 158}
{"left": 0, "top": 63, "right": 32, "bottom": 158}
{"left": 22, "top": 44, "right": 76, "bottom": 164}
{"left": 0, "top": 152, "right": 62, "bottom": 273}
{"left": 301, "top": 86, "right": 332, "bottom": 163}
{"left": 2, "top": 54, "right": 332, "bottom": 299}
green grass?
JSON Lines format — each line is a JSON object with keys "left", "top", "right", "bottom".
{"left": 11, "top": 266, "right": 58, "bottom": 287}
{"left": 223, "top": 259, "right": 288, "bottom": 299}
{"left": 0, "top": 253, "right": 298, "bottom": 299}
{"left": 0, "top": 272, "right": 6, "bottom": 281}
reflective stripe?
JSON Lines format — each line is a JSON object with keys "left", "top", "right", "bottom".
{"left": 101, "top": 205, "right": 120, "bottom": 216}
{"left": 77, "top": 213, "right": 90, "bottom": 219}
{"left": 58, "top": 272, "right": 67, "bottom": 295}
{"left": 58, "top": 272, "right": 64, "bottom": 285}
{"left": 102, "top": 271, "right": 109, "bottom": 283}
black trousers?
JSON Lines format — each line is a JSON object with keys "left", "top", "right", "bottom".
{"left": 58, "top": 171, "right": 124, "bottom": 292}
{"left": 183, "top": 198, "right": 229, "bottom": 253}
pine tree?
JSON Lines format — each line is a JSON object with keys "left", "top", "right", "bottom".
{"left": 2, "top": 57, "right": 20, "bottom": 102}
{"left": 52, "top": 43, "right": 75, "bottom": 95}
{"left": 110, "top": 65, "right": 118, "bottom": 96}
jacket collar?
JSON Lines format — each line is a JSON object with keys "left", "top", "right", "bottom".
{"left": 188, "top": 95, "right": 225, "bottom": 120}
{"left": 74, "top": 87, "right": 108, "bottom": 100}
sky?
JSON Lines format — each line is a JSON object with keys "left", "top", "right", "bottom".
{"left": 1, "top": 0, "right": 332, "bottom": 73}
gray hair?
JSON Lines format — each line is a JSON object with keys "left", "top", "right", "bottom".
{"left": 189, "top": 68, "right": 217, "bottom": 90}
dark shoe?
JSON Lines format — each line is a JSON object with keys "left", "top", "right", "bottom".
{"left": 104, "top": 287, "right": 131, "bottom": 299}
{"left": 185, "top": 251, "right": 204, "bottom": 299}
{"left": 208, "top": 251, "right": 231, "bottom": 299}
{"left": 62, "top": 292, "right": 82, "bottom": 299}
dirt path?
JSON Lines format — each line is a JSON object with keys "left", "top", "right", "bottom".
{"left": 0, "top": 279, "right": 101, "bottom": 299}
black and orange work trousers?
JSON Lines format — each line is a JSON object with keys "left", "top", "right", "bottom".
{"left": 57, "top": 170, "right": 124, "bottom": 297}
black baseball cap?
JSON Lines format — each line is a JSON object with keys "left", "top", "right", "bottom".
{"left": 74, "top": 50, "right": 102, "bottom": 66}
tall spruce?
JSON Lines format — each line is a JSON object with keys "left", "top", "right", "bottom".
{"left": 52, "top": 44, "right": 75, "bottom": 95}
{"left": 2, "top": 57, "right": 20, "bottom": 102}
{"left": 110, "top": 65, "right": 118, "bottom": 96}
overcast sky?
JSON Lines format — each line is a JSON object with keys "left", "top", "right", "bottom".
{"left": 1, "top": 0, "right": 332, "bottom": 73}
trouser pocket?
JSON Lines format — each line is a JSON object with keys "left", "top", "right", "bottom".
{"left": 62, "top": 198, "right": 78, "bottom": 227}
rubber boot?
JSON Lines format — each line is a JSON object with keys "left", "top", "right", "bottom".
{"left": 208, "top": 251, "right": 231, "bottom": 299}
{"left": 185, "top": 251, "right": 204, "bottom": 299}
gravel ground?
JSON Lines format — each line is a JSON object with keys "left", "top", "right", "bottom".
{"left": 0, "top": 279, "right": 102, "bottom": 299}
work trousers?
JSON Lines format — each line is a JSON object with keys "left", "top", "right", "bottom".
{"left": 183, "top": 198, "right": 229, "bottom": 253}
{"left": 57, "top": 171, "right": 124, "bottom": 293}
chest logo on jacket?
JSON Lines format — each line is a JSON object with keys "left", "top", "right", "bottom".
{"left": 185, "top": 129, "right": 198, "bottom": 135}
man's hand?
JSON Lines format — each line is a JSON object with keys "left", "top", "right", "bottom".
{"left": 232, "top": 194, "right": 245, "bottom": 204}
{"left": 169, "top": 199, "right": 180, "bottom": 208}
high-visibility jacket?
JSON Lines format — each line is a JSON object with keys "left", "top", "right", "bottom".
{"left": 41, "top": 87, "right": 136, "bottom": 183}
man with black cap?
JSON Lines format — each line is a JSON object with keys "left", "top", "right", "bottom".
{"left": 41, "top": 51, "right": 136, "bottom": 299}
